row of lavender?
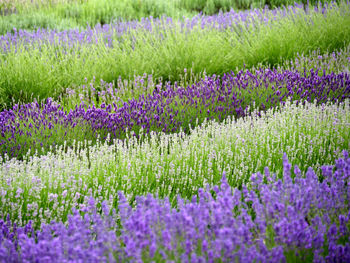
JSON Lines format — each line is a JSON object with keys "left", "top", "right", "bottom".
{"left": 1, "top": 99, "right": 348, "bottom": 231}
{"left": 1, "top": 1, "right": 349, "bottom": 109}
{"left": 0, "top": 152, "right": 349, "bottom": 262}
{"left": 0, "top": 2, "right": 325, "bottom": 52}
{"left": 1, "top": 67, "right": 349, "bottom": 160}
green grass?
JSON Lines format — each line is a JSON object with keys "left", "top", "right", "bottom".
{"left": 0, "top": 99, "right": 349, "bottom": 228}
{"left": 1, "top": 2, "right": 349, "bottom": 109}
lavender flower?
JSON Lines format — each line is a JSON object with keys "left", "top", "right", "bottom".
{"left": 1, "top": 68, "right": 349, "bottom": 160}
{"left": 0, "top": 152, "right": 349, "bottom": 262}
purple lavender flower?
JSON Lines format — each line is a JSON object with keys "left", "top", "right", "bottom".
{"left": 1, "top": 68, "right": 349, "bottom": 160}
{"left": 0, "top": 152, "right": 349, "bottom": 262}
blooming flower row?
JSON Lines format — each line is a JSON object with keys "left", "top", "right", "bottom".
{"left": 0, "top": 2, "right": 329, "bottom": 53}
{"left": 1, "top": 68, "right": 349, "bottom": 160}
{"left": 0, "top": 100, "right": 348, "bottom": 228}
{"left": 0, "top": 151, "right": 349, "bottom": 262}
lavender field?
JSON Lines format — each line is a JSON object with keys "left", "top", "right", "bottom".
{"left": 0, "top": 1, "right": 350, "bottom": 262}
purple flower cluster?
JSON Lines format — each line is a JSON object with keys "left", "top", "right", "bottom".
{"left": 0, "top": 200, "right": 122, "bottom": 262}
{"left": 0, "top": 99, "right": 89, "bottom": 159}
{"left": 75, "top": 68, "right": 349, "bottom": 136}
{"left": 1, "top": 152, "right": 349, "bottom": 262}
{"left": 1, "top": 68, "right": 349, "bottom": 159}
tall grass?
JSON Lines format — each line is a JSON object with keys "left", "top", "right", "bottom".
{"left": 0, "top": 2, "right": 349, "bottom": 108}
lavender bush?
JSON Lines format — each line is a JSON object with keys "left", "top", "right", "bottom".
{"left": 0, "top": 3, "right": 315, "bottom": 52}
{"left": 0, "top": 152, "right": 349, "bottom": 262}
{"left": 0, "top": 100, "right": 348, "bottom": 228}
{"left": 1, "top": 68, "right": 349, "bottom": 160}
{"left": 279, "top": 44, "right": 350, "bottom": 75}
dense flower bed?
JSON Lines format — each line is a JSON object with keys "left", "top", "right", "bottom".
{"left": 1, "top": 68, "right": 349, "bottom": 160}
{"left": 0, "top": 152, "right": 349, "bottom": 262}
{"left": 0, "top": 100, "right": 348, "bottom": 230}
{"left": 0, "top": 3, "right": 349, "bottom": 262}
